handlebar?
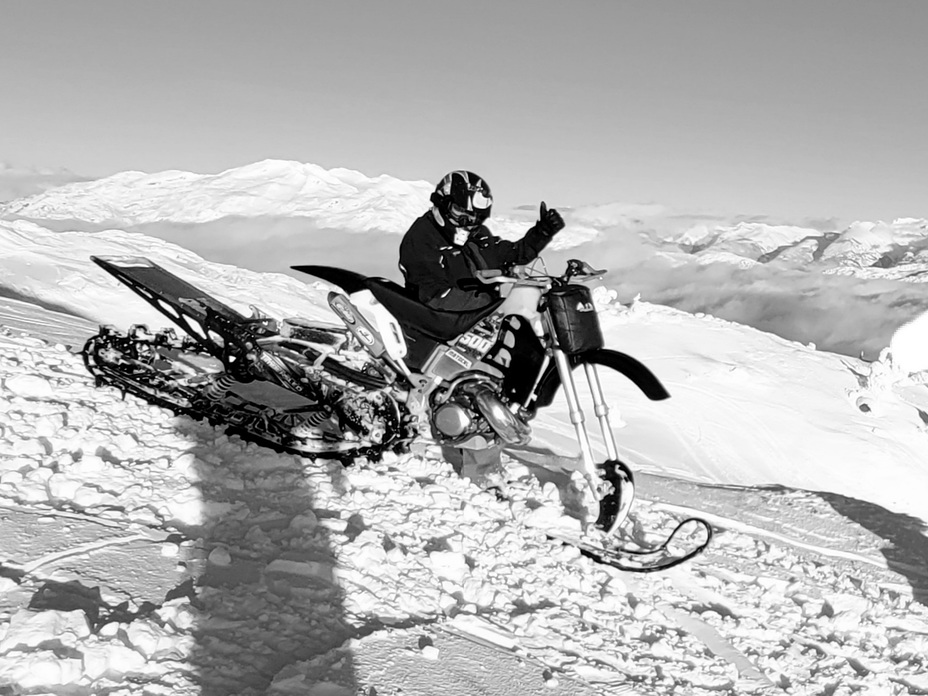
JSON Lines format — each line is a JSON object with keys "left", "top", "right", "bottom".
{"left": 474, "top": 259, "right": 606, "bottom": 286}
{"left": 474, "top": 269, "right": 546, "bottom": 286}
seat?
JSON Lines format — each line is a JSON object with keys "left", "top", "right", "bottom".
{"left": 366, "top": 278, "right": 500, "bottom": 341}
{"left": 292, "top": 265, "right": 502, "bottom": 370}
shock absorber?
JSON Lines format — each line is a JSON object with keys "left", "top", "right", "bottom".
{"left": 304, "top": 409, "right": 330, "bottom": 427}
{"left": 203, "top": 374, "right": 236, "bottom": 400}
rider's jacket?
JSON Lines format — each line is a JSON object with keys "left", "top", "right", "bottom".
{"left": 398, "top": 211, "right": 552, "bottom": 312}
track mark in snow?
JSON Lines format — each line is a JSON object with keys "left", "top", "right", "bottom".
{"left": 656, "top": 603, "right": 779, "bottom": 692}
{"left": 0, "top": 501, "right": 127, "bottom": 530}
{"left": 653, "top": 501, "right": 891, "bottom": 570}
{"left": 14, "top": 530, "right": 168, "bottom": 577}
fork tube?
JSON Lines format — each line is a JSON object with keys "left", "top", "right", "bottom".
{"left": 583, "top": 362, "right": 619, "bottom": 461}
{"left": 521, "top": 352, "right": 551, "bottom": 410}
{"left": 552, "top": 348, "right": 597, "bottom": 476}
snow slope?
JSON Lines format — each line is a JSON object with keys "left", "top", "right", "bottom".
{"left": 1, "top": 220, "right": 928, "bottom": 694}
{"left": 2, "top": 163, "right": 928, "bottom": 693}
{"left": 2, "top": 216, "right": 926, "bottom": 521}
{"left": 2, "top": 302, "right": 928, "bottom": 695}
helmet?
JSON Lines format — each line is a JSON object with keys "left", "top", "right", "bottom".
{"left": 430, "top": 170, "right": 493, "bottom": 230}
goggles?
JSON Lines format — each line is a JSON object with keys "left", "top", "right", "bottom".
{"left": 448, "top": 204, "right": 479, "bottom": 228}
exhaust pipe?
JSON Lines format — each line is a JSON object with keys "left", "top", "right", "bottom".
{"left": 473, "top": 387, "right": 532, "bottom": 445}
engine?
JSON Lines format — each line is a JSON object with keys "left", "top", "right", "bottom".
{"left": 428, "top": 373, "right": 531, "bottom": 447}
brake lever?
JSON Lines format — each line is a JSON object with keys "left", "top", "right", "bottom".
{"left": 566, "top": 259, "right": 607, "bottom": 279}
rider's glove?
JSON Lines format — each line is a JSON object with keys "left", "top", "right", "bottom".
{"left": 537, "top": 202, "right": 565, "bottom": 237}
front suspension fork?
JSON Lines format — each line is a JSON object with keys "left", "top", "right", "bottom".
{"left": 552, "top": 347, "right": 633, "bottom": 533}
{"left": 552, "top": 348, "right": 598, "bottom": 472}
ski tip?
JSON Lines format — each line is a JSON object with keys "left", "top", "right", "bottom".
{"left": 92, "top": 255, "right": 156, "bottom": 270}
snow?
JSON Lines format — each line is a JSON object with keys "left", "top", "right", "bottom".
{"left": 0, "top": 160, "right": 434, "bottom": 231}
{"left": 890, "top": 311, "right": 928, "bottom": 375}
{"left": 0, "top": 163, "right": 927, "bottom": 694}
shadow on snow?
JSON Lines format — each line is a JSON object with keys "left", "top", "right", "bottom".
{"left": 169, "top": 415, "right": 361, "bottom": 695}
{"left": 816, "top": 490, "right": 928, "bottom": 608}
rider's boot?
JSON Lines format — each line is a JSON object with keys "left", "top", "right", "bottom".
{"left": 442, "top": 443, "right": 508, "bottom": 491}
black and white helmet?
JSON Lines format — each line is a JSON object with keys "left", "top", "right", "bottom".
{"left": 430, "top": 170, "right": 493, "bottom": 230}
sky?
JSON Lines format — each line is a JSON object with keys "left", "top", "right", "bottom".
{"left": 2, "top": 1, "right": 928, "bottom": 224}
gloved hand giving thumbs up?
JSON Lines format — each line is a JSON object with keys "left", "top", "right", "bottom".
{"left": 536, "top": 201, "right": 565, "bottom": 237}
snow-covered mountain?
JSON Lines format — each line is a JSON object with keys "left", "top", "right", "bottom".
{"left": 2, "top": 162, "right": 928, "bottom": 694}
{"left": 669, "top": 217, "right": 928, "bottom": 279}
{"left": 0, "top": 159, "right": 435, "bottom": 232}
{"left": 0, "top": 160, "right": 602, "bottom": 257}
{"left": 5, "top": 160, "right": 928, "bottom": 274}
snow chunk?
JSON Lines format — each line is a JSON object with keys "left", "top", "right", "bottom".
{"left": 428, "top": 551, "right": 469, "bottom": 584}
{"left": 208, "top": 546, "right": 232, "bottom": 566}
{"left": 157, "top": 601, "right": 197, "bottom": 632}
{"left": 9, "top": 439, "right": 46, "bottom": 456}
{"left": 288, "top": 511, "right": 319, "bottom": 532}
{"left": 124, "top": 619, "right": 181, "bottom": 659}
{"left": 890, "top": 309, "right": 928, "bottom": 374}
{"left": 46, "top": 473, "right": 83, "bottom": 501}
{"left": 0, "top": 652, "right": 83, "bottom": 689}
{"left": 163, "top": 485, "right": 205, "bottom": 525}
{"left": 0, "top": 609, "right": 90, "bottom": 653}
{"left": 82, "top": 642, "right": 147, "bottom": 680}
{"left": 449, "top": 614, "right": 519, "bottom": 651}
{"left": 822, "top": 592, "right": 870, "bottom": 617}
{"left": 69, "top": 453, "right": 108, "bottom": 475}
{"left": 265, "top": 558, "right": 339, "bottom": 586}
{"left": 592, "top": 285, "right": 618, "bottom": 309}
{"left": 3, "top": 374, "right": 53, "bottom": 398}
{"left": 171, "top": 452, "right": 197, "bottom": 474}
{"left": 543, "top": 669, "right": 559, "bottom": 688}
{"left": 34, "top": 413, "right": 65, "bottom": 437}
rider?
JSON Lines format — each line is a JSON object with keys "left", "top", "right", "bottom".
{"left": 398, "top": 170, "right": 565, "bottom": 312}
{"left": 399, "top": 170, "right": 566, "bottom": 485}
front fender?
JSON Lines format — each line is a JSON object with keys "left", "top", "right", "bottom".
{"left": 532, "top": 348, "right": 670, "bottom": 412}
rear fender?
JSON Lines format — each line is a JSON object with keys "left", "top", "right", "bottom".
{"left": 292, "top": 265, "right": 368, "bottom": 294}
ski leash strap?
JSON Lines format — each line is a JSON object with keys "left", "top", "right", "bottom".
{"left": 554, "top": 517, "right": 713, "bottom": 573}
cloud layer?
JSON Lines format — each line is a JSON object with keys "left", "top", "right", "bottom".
{"left": 0, "top": 163, "right": 88, "bottom": 203}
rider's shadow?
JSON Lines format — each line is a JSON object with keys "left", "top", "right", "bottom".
{"left": 167, "top": 415, "right": 361, "bottom": 695}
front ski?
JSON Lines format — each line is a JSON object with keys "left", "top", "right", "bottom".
{"left": 550, "top": 517, "right": 713, "bottom": 573}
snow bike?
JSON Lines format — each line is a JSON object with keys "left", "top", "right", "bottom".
{"left": 83, "top": 255, "right": 711, "bottom": 570}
